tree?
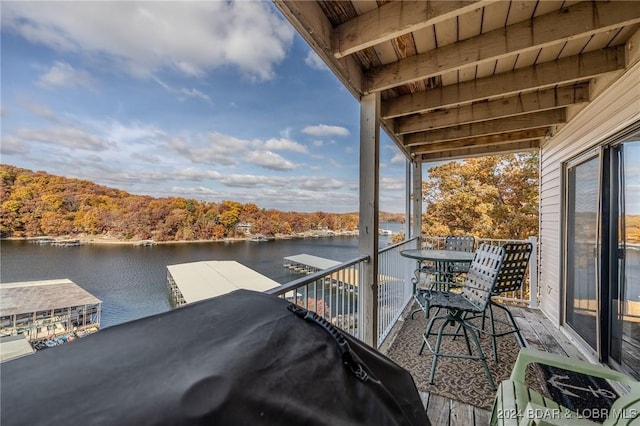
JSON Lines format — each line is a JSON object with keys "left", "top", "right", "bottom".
{"left": 422, "top": 153, "right": 539, "bottom": 240}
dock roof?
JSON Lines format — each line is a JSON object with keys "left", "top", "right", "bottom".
{"left": 0, "top": 279, "right": 102, "bottom": 316}
{"left": 283, "top": 254, "right": 341, "bottom": 270}
{"left": 167, "top": 261, "right": 279, "bottom": 304}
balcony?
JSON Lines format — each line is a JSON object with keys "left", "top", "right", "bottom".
{"left": 266, "top": 236, "right": 611, "bottom": 425}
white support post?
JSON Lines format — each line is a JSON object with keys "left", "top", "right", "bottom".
{"left": 528, "top": 236, "right": 539, "bottom": 308}
{"left": 411, "top": 160, "right": 422, "bottom": 247}
{"left": 358, "top": 92, "right": 380, "bottom": 347}
{"left": 405, "top": 159, "right": 411, "bottom": 239}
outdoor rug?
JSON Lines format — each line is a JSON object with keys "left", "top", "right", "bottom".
{"left": 387, "top": 303, "right": 521, "bottom": 410}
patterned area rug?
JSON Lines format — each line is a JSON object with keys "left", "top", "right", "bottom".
{"left": 387, "top": 303, "right": 521, "bottom": 410}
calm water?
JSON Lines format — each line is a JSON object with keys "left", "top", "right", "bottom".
{"left": 1, "top": 225, "right": 403, "bottom": 328}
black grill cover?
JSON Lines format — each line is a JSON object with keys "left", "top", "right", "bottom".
{"left": 1, "top": 290, "right": 430, "bottom": 426}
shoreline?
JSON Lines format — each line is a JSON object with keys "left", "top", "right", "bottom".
{"left": 4, "top": 231, "right": 364, "bottom": 246}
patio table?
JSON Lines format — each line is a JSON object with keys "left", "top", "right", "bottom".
{"left": 401, "top": 249, "right": 475, "bottom": 318}
{"left": 401, "top": 249, "right": 475, "bottom": 287}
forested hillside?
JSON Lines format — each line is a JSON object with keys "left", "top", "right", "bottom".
{"left": 0, "top": 165, "right": 403, "bottom": 241}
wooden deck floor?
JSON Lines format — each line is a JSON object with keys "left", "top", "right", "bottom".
{"left": 381, "top": 305, "right": 588, "bottom": 426}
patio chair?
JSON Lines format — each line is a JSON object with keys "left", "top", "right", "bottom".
{"left": 480, "top": 242, "right": 533, "bottom": 363}
{"left": 410, "top": 235, "right": 475, "bottom": 319}
{"left": 418, "top": 243, "right": 504, "bottom": 390}
{"left": 491, "top": 348, "right": 640, "bottom": 425}
{"left": 444, "top": 234, "right": 475, "bottom": 278}
{"left": 420, "top": 235, "right": 475, "bottom": 289}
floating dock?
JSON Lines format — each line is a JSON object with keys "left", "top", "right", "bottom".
{"left": 283, "top": 254, "right": 359, "bottom": 290}
{"left": 283, "top": 254, "right": 342, "bottom": 274}
{"left": 167, "top": 261, "right": 280, "bottom": 307}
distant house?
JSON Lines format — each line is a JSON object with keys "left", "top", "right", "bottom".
{"left": 235, "top": 222, "right": 253, "bottom": 235}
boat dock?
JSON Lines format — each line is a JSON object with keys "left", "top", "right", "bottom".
{"left": 0, "top": 279, "right": 102, "bottom": 342}
{"left": 283, "top": 254, "right": 359, "bottom": 290}
{"left": 167, "top": 260, "right": 280, "bottom": 307}
{"left": 283, "top": 254, "right": 341, "bottom": 274}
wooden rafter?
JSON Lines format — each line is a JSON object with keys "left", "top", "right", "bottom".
{"left": 384, "top": 47, "right": 625, "bottom": 119}
{"left": 403, "top": 110, "right": 565, "bottom": 146}
{"left": 365, "top": 1, "right": 640, "bottom": 93}
{"left": 395, "top": 84, "right": 589, "bottom": 134}
{"left": 332, "top": 1, "right": 495, "bottom": 59}
{"left": 418, "top": 140, "right": 541, "bottom": 161}
{"left": 410, "top": 129, "right": 548, "bottom": 155}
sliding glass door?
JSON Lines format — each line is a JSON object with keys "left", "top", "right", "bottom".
{"left": 566, "top": 154, "right": 601, "bottom": 351}
{"left": 564, "top": 128, "right": 639, "bottom": 379}
{"left": 610, "top": 141, "right": 640, "bottom": 377}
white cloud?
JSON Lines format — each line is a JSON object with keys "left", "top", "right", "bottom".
{"left": 153, "top": 77, "right": 211, "bottom": 103}
{"left": 263, "top": 138, "right": 307, "bottom": 153}
{"left": 103, "top": 121, "right": 162, "bottom": 145}
{"left": 304, "top": 50, "right": 327, "bottom": 71}
{"left": 0, "top": 136, "right": 30, "bottom": 155}
{"left": 218, "top": 173, "right": 289, "bottom": 188}
{"left": 302, "top": 124, "right": 350, "bottom": 137}
{"left": 37, "top": 61, "right": 94, "bottom": 89}
{"left": 390, "top": 152, "right": 407, "bottom": 165}
{"left": 279, "top": 127, "right": 293, "bottom": 138}
{"left": 246, "top": 150, "right": 297, "bottom": 171}
{"left": 12, "top": 127, "right": 110, "bottom": 151}
{"left": 381, "top": 176, "right": 405, "bottom": 191}
{"left": 299, "top": 177, "right": 344, "bottom": 190}
{"left": 164, "top": 131, "right": 305, "bottom": 170}
{"left": 24, "top": 102, "right": 70, "bottom": 125}
{"left": 131, "top": 152, "right": 161, "bottom": 164}
{"left": 2, "top": 2, "right": 294, "bottom": 81}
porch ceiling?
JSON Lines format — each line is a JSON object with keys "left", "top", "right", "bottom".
{"left": 274, "top": 0, "right": 640, "bottom": 162}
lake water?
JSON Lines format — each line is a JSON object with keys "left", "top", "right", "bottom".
{"left": 0, "top": 224, "right": 404, "bottom": 328}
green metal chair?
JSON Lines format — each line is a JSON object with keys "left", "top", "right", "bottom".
{"left": 418, "top": 243, "right": 504, "bottom": 390}
{"left": 491, "top": 348, "right": 640, "bottom": 425}
{"left": 481, "top": 242, "right": 533, "bottom": 363}
{"left": 411, "top": 235, "right": 476, "bottom": 319}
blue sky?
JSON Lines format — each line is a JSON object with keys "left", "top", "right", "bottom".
{"left": 1, "top": 1, "right": 408, "bottom": 213}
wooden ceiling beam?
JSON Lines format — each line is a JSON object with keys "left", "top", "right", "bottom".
{"left": 332, "top": 1, "right": 494, "bottom": 59}
{"left": 396, "top": 84, "right": 589, "bottom": 134}
{"left": 366, "top": 1, "right": 640, "bottom": 93}
{"left": 410, "top": 129, "right": 548, "bottom": 155}
{"left": 404, "top": 109, "right": 565, "bottom": 146}
{"left": 384, "top": 47, "right": 625, "bottom": 119}
{"left": 418, "top": 140, "right": 540, "bottom": 162}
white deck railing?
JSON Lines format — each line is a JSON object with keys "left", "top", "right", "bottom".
{"left": 268, "top": 235, "right": 538, "bottom": 348}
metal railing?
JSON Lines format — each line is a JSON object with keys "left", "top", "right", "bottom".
{"left": 267, "top": 255, "right": 368, "bottom": 337}
{"left": 267, "top": 235, "right": 538, "bottom": 349}
{"left": 377, "top": 237, "right": 419, "bottom": 343}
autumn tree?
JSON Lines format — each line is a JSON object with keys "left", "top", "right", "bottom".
{"left": 422, "top": 153, "right": 539, "bottom": 240}
{"left": 0, "top": 165, "right": 403, "bottom": 241}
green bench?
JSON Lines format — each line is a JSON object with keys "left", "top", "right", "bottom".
{"left": 491, "top": 348, "right": 640, "bottom": 425}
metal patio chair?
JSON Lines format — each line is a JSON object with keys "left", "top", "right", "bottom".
{"left": 418, "top": 243, "right": 504, "bottom": 390}
{"left": 443, "top": 235, "right": 475, "bottom": 278}
{"left": 480, "top": 242, "right": 533, "bottom": 363}
{"left": 419, "top": 235, "right": 475, "bottom": 291}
